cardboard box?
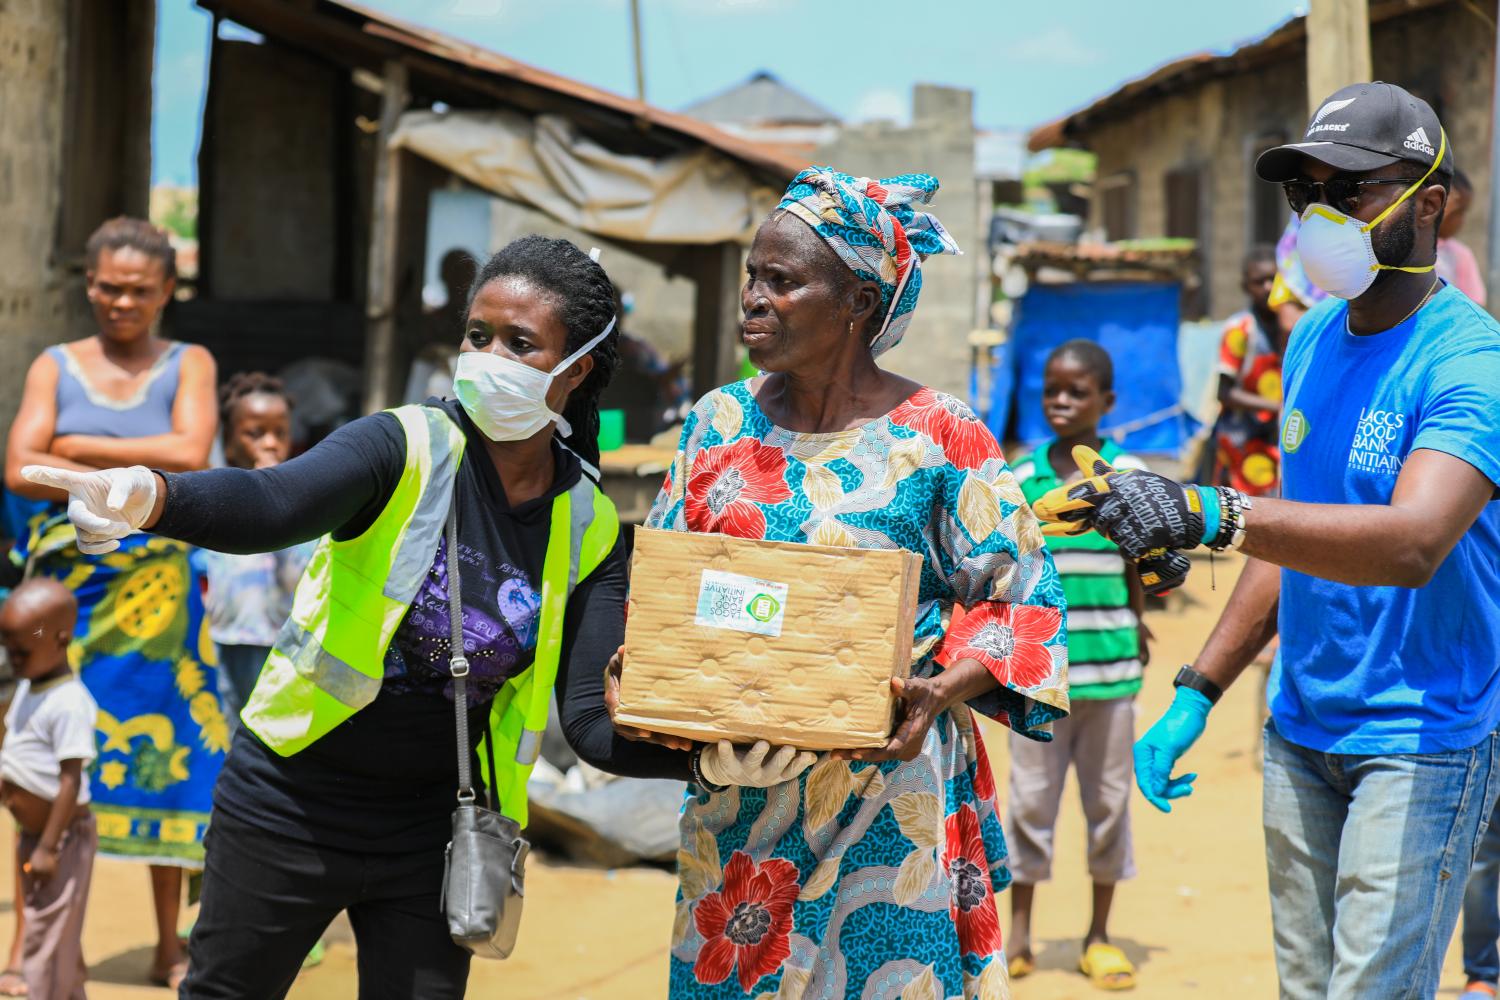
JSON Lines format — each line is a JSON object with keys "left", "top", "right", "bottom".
{"left": 615, "top": 528, "right": 924, "bottom": 750}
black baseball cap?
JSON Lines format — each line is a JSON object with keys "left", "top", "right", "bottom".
{"left": 1255, "top": 82, "right": 1455, "bottom": 182}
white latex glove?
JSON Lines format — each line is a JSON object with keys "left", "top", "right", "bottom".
{"left": 21, "top": 465, "right": 158, "bottom": 555}
{"left": 698, "top": 740, "right": 818, "bottom": 788}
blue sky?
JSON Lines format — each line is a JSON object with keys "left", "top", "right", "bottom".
{"left": 153, "top": 0, "right": 1306, "bottom": 185}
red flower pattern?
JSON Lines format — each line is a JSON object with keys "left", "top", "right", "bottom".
{"left": 889, "top": 388, "right": 999, "bottom": 471}
{"left": 692, "top": 852, "right": 800, "bottom": 992}
{"left": 942, "top": 602, "right": 1062, "bottom": 690}
{"left": 684, "top": 439, "right": 792, "bottom": 538}
{"left": 943, "top": 805, "right": 1003, "bottom": 957}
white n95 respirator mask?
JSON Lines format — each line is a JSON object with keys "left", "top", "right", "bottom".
{"left": 453, "top": 316, "right": 615, "bottom": 442}
{"left": 1295, "top": 128, "right": 1447, "bottom": 300}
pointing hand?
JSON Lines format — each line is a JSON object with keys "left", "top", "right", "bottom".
{"left": 20, "top": 466, "right": 158, "bottom": 555}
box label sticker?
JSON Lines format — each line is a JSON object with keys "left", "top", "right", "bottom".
{"left": 695, "top": 569, "right": 788, "bottom": 638}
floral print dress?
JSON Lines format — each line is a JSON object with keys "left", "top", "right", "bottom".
{"left": 646, "top": 380, "right": 1069, "bottom": 1000}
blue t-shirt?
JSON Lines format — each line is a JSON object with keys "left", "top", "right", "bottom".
{"left": 1271, "top": 283, "right": 1500, "bottom": 754}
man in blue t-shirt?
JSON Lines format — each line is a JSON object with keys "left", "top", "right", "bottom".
{"left": 1032, "top": 82, "right": 1500, "bottom": 999}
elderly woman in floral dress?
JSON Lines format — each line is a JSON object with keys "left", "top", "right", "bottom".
{"left": 608, "top": 167, "right": 1069, "bottom": 999}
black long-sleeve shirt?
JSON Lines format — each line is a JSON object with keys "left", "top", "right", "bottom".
{"left": 155, "top": 398, "right": 687, "bottom": 851}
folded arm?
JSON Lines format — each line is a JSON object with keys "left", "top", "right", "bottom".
{"left": 5, "top": 354, "right": 95, "bottom": 503}
{"left": 49, "top": 345, "right": 219, "bottom": 472}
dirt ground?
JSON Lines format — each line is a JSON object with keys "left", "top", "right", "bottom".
{"left": 1, "top": 555, "right": 1477, "bottom": 998}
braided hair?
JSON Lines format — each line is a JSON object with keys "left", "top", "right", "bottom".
{"left": 466, "top": 236, "right": 620, "bottom": 466}
{"left": 219, "top": 371, "right": 292, "bottom": 444}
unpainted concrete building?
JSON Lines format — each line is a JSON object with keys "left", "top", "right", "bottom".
{"left": 816, "top": 85, "right": 986, "bottom": 399}
{"left": 0, "top": 0, "right": 155, "bottom": 429}
{"left": 0, "top": 0, "right": 800, "bottom": 449}
{"left": 1030, "top": 0, "right": 1496, "bottom": 320}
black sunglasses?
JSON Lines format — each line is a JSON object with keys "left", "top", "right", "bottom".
{"left": 1282, "top": 177, "right": 1426, "bottom": 215}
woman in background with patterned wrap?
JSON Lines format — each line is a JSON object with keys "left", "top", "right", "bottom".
{"left": 2, "top": 217, "right": 221, "bottom": 989}
{"left": 611, "top": 167, "right": 1068, "bottom": 999}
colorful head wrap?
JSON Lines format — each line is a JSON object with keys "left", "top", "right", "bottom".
{"left": 775, "top": 166, "right": 962, "bottom": 357}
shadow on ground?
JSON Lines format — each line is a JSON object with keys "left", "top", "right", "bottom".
{"left": 89, "top": 945, "right": 166, "bottom": 989}
{"left": 1032, "top": 934, "right": 1166, "bottom": 976}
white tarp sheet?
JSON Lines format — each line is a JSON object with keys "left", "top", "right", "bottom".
{"left": 391, "top": 109, "right": 779, "bottom": 245}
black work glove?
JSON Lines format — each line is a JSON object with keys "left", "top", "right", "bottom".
{"left": 1032, "top": 446, "right": 1217, "bottom": 560}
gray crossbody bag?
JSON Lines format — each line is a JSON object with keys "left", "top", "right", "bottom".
{"left": 440, "top": 497, "right": 529, "bottom": 960}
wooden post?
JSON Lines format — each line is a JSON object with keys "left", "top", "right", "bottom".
{"left": 1306, "top": 0, "right": 1372, "bottom": 112}
{"left": 362, "top": 59, "right": 410, "bottom": 415}
{"left": 629, "top": 0, "right": 646, "bottom": 103}
{"left": 691, "top": 242, "right": 743, "bottom": 401}
{"left": 197, "top": 15, "right": 223, "bottom": 298}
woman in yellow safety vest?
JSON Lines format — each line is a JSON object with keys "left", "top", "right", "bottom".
{"left": 25, "top": 236, "right": 690, "bottom": 998}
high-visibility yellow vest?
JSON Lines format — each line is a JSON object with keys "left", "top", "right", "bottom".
{"left": 240, "top": 404, "right": 619, "bottom": 826}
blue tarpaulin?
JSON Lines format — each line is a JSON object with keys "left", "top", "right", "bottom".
{"left": 985, "top": 282, "right": 1197, "bottom": 455}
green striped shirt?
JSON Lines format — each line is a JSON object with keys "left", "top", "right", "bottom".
{"left": 1014, "top": 439, "right": 1145, "bottom": 699}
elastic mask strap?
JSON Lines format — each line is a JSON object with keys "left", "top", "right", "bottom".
{"left": 1362, "top": 127, "right": 1446, "bottom": 234}
{"left": 552, "top": 315, "right": 617, "bottom": 376}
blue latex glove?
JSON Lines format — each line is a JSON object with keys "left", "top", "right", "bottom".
{"left": 1133, "top": 686, "right": 1213, "bottom": 813}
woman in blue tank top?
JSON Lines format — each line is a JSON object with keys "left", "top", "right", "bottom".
{"left": 3, "top": 218, "right": 218, "bottom": 989}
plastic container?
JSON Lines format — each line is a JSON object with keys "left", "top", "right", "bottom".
{"left": 597, "top": 409, "right": 626, "bottom": 452}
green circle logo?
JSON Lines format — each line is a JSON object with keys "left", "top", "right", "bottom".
{"left": 1282, "top": 408, "right": 1309, "bottom": 453}
{"left": 746, "top": 594, "right": 781, "bottom": 623}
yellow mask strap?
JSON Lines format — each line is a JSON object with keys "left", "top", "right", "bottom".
{"left": 1362, "top": 126, "right": 1447, "bottom": 234}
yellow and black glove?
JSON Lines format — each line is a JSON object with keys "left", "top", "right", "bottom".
{"left": 1031, "top": 446, "right": 1214, "bottom": 596}
{"left": 1032, "top": 445, "right": 1221, "bottom": 556}
{"left": 1135, "top": 550, "right": 1192, "bottom": 596}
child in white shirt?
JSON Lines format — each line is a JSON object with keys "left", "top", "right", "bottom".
{"left": 0, "top": 579, "right": 98, "bottom": 999}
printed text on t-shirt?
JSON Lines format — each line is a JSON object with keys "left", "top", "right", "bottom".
{"left": 1348, "top": 407, "right": 1407, "bottom": 475}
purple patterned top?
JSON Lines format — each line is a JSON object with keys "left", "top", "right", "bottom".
{"left": 383, "top": 535, "right": 542, "bottom": 705}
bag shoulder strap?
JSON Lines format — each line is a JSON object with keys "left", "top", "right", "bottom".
{"left": 446, "top": 494, "right": 477, "bottom": 805}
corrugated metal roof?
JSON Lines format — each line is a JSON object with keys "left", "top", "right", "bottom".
{"left": 683, "top": 71, "right": 841, "bottom": 127}
{"left": 200, "top": 0, "right": 808, "bottom": 183}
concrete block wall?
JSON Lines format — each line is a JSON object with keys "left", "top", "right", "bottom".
{"left": 1373, "top": 3, "right": 1493, "bottom": 279}
{"left": 1082, "top": 2, "right": 1492, "bottom": 321}
{"left": 816, "top": 85, "right": 980, "bottom": 399}
{"left": 1087, "top": 62, "right": 1306, "bottom": 318}
{"left": 0, "top": 0, "right": 76, "bottom": 430}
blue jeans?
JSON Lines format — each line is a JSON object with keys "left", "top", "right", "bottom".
{"left": 215, "top": 644, "right": 271, "bottom": 737}
{"left": 1463, "top": 796, "right": 1500, "bottom": 984}
{"left": 1263, "top": 720, "right": 1500, "bottom": 1000}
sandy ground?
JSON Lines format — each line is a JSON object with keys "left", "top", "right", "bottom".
{"left": 0, "top": 555, "right": 1477, "bottom": 998}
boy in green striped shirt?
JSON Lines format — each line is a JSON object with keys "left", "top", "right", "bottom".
{"left": 1005, "top": 340, "right": 1150, "bottom": 991}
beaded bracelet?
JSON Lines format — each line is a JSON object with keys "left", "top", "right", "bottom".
{"left": 1208, "top": 487, "right": 1248, "bottom": 552}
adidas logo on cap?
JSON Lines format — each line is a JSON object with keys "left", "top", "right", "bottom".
{"left": 1403, "top": 127, "right": 1436, "bottom": 157}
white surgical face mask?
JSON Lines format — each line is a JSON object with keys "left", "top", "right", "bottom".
{"left": 453, "top": 316, "right": 615, "bottom": 442}
{"left": 1295, "top": 128, "right": 1446, "bottom": 300}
